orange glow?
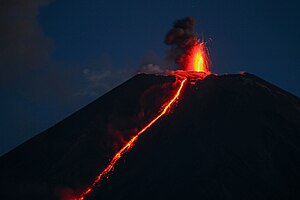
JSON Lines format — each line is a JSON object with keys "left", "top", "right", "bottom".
{"left": 74, "top": 78, "right": 187, "bottom": 200}
{"left": 187, "top": 41, "right": 210, "bottom": 73}
{"left": 194, "top": 48, "right": 204, "bottom": 72}
{"left": 179, "top": 41, "right": 210, "bottom": 73}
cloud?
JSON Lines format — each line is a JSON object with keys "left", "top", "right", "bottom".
{"left": 77, "top": 56, "right": 135, "bottom": 97}
{"left": 79, "top": 68, "right": 112, "bottom": 97}
{"left": 0, "top": 0, "right": 53, "bottom": 84}
{"left": 138, "top": 64, "right": 164, "bottom": 74}
{"left": 138, "top": 51, "right": 168, "bottom": 74}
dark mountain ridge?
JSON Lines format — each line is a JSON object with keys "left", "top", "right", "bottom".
{"left": 1, "top": 73, "right": 300, "bottom": 200}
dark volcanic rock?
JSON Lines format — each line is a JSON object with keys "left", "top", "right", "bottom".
{"left": 0, "top": 74, "right": 176, "bottom": 199}
{"left": 1, "top": 73, "right": 300, "bottom": 200}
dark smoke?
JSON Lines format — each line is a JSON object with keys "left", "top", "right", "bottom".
{"left": 164, "top": 16, "right": 199, "bottom": 67}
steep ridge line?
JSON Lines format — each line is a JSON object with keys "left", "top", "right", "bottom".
{"left": 74, "top": 78, "right": 187, "bottom": 200}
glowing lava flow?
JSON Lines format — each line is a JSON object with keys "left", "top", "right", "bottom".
{"left": 75, "top": 78, "right": 187, "bottom": 200}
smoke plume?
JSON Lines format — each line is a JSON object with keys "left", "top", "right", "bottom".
{"left": 164, "top": 16, "right": 200, "bottom": 69}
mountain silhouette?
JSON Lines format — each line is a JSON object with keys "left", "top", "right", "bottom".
{"left": 1, "top": 73, "right": 300, "bottom": 200}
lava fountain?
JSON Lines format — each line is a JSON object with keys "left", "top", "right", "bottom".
{"left": 164, "top": 16, "right": 211, "bottom": 73}
{"left": 184, "top": 41, "right": 210, "bottom": 73}
{"left": 175, "top": 39, "right": 210, "bottom": 73}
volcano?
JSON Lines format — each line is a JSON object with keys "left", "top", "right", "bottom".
{"left": 1, "top": 72, "right": 300, "bottom": 200}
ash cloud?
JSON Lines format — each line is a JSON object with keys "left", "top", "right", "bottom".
{"left": 164, "top": 16, "right": 198, "bottom": 67}
{"left": 0, "top": 0, "right": 53, "bottom": 84}
{"left": 78, "top": 56, "right": 135, "bottom": 97}
{"left": 138, "top": 51, "right": 165, "bottom": 74}
{"left": 138, "top": 64, "right": 164, "bottom": 74}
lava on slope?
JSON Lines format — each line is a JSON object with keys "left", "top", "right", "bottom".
{"left": 75, "top": 78, "right": 188, "bottom": 200}
{"left": 0, "top": 74, "right": 181, "bottom": 200}
{"left": 75, "top": 72, "right": 214, "bottom": 199}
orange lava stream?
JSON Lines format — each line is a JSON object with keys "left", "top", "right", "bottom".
{"left": 75, "top": 78, "right": 187, "bottom": 200}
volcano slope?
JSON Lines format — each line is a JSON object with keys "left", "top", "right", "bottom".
{"left": 1, "top": 73, "right": 300, "bottom": 200}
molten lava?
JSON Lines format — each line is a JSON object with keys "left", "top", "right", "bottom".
{"left": 75, "top": 78, "right": 187, "bottom": 200}
{"left": 180, "top": 41, "right": 210, "bottom": 73}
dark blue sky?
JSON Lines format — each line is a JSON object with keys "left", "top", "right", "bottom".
{"left": 1, "top": 0, "right": 299, "bottom": 155}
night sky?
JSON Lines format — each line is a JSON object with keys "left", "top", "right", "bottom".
{"left": 1, "top": 0, "right": 299, "bottom": 155}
